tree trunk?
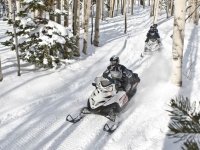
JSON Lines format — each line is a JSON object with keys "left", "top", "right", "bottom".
{"left": 8, "top": 0, "right": 12, "bottom": 19}
{"left": 82, "top": 0, "right": 91, "bottom": 54}
{"left": 153, "top": 0, "right": 159, "bottom": 24}
{"left": 73, "top": 0, "right": 80, "bottom": 56}
{"left": 170, "top": 0, "right": 174, "bottom": 16}
{"left": 0, "top": 57, "right": 3, "bottom": 82}
{"left": 131, "top": 0, "right": 134, "bottom": 15}
{"left": 102, "top": 0, "right": 104, "bottom": 20}
{"left": 13, "top": 1, "right": 21, "bottom": 76}
{"left": 109, "top": 0, "right": 114, "bottom": 17}
{"left": 91, "top": 5, "right": 94, "bottom": 44}
{"left": 150, "top": 0, "right": 154, "bottom": 16}
{"left": 56, "top": 0, "right": 61, "bottom": 24}
{"left": 93, "top": 0, "right": 101, "bottom": 46}
{"left": 124, "top": 0, "right": 127, "bottom": 34}
{"left": 112, "top": 0, "right": 116, "bottom": 17}
{"left": 192, "top": 0, "right": 199, "bottom": 24}
{"left": 64, "top": 0, "right": 69, "bottom": 27}
{"left": 49, "top": 0, "right": 55, "bottom": 21}
{"left": 171, "top": 0, "right": 186, "bottom": 86}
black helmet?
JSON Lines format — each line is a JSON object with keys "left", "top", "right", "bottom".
{"left": 153, "top": 24, "right": 158, "bottom": 28}
{"left": 110, "top": 55, "right": 119, "bottom": 66}
{"left": 150, "top": 26, "right": 154, "bottom": 31}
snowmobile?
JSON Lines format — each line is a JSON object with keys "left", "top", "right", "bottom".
{"left": 143, "top": 38, "right": 161, "bottom": 56}
{"left": 66, "top": 73, "right": 140, "bottom": 133}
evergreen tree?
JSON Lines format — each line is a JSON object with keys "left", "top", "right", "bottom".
{"left": 1, "top": 0, "right": 76, "bottom": 68}
{"left": 167, "top": 96, "right": 200, "bottom": 149}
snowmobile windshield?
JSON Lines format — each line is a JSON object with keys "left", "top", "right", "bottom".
{"left": 100, "top": 80, "right": 112, "bottom": 87}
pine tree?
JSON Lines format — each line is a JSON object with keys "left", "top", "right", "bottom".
{"left": 167, "top": 96, "right": 200, "bottom": 149}
{"left": 1, "top": 0, "right": 76, "bottom": 68}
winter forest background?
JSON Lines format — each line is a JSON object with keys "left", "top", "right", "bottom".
{"left": 0, "top": 0, "right": 200, "bottom": 150}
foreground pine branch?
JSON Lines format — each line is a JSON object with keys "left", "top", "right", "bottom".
{"left": 167, "top": 96, "right": 200, "bottom": 148}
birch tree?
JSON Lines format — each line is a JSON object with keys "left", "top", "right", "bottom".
{"left": 131, "top": 0, "right": 134, "bottom": 15}
{"left": 8, "top": 0, "right": 12, "bottom": 19}
{"left": 171, "top": 0, "right": 186, "bottom": 86}
{"left": 0, "top": 57, "right": 3, "bottom": 81}
{"left": 73, "top": 0, "right": 80, "bottom": 56}
{"left": 153, "top": 0, "right": 159, "bottom": 24}
{"left": 124, "top": 0, "right": 127, "bottom": 33}
{"left": 93, "top": 0, "right": 101, "bottom": 46}
{"left": 82, "top": 0, "right": 91, "bottom": 54}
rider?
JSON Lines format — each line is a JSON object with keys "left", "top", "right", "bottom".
{"left": 102, "top": 55, "right": 135, "bottom": 93}
{"left": 145, "top": 24, "right": 160, "bottom": 43}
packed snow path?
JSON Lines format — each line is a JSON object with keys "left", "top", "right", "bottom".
{"left": 0, "top": 6, "right": 191, "bottom": 150}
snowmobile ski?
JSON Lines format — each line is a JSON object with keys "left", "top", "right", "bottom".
{"left": 103, "top": 119, "right": 120, "bottom": 133}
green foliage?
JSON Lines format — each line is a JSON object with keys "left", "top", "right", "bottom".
{"left": 1, "top": 0, "right": 76, "bottom": 68}
{"left": 182, "top": 139, "right": 199, "bottom": 150}
{"left": 167, "top": 96, "right": 200, "bottom": 149}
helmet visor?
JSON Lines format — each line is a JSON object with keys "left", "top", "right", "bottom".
{"left": 110, "top": 60, "right": 117, "bottom": 66}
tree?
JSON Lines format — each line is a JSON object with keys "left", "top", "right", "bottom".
{"left": 171, "top": 0, "right": 186, "bottom": 86}
{"left": 82, "top": 0, "right": 91, "bottom": 54}
{"left": 0, "top": 56, "right": 3, "bottom": 81}
{"left": 124, "top": 0, "right": 127, "bottom": 33}
{"left": 131, "top": 0, "right": 134, "bottom": 15}
{"left": 55, "top": 0, "right": 61, "bottom": 24}
{"left": 64, "top": 0, "right": 69, "bottom": 27}
{"left": 167, "top": 97, "right": 200, "bottom": 149}
{"left": 153, "top": 0, "right": 159, "bottom": 24}
{"left": 93, "top": 0, "right": 101, "bottom": 46}
{"left": 8, "top": 0, "right": 13, "bottom": 19}
{"left": 73, "top": 0, "right": 80, "bottom": 56}
{"left": 1, "top": 0, "right": 76, "bottom": 68}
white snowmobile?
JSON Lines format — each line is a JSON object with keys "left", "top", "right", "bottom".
{"left": 142, "top": 38, "right": 161, "bottom": 56}
{"left": 66, "top": 73, "right": 140, "bottom": 133}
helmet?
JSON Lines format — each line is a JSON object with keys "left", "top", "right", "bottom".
{"left": 110, "top": 55, "right": 119, "bottom": 66}
{"left": 153, "top": 24, "right": 157, "bottom": 28}
{"left": 150, "top": 26, "right": 154, "bottom": 31}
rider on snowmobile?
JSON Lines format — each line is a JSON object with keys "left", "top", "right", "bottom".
{"left": 102, "top": 55, "right": 138, "bottom": 93}
{"left": 145, "top": 25, "right": 161, "bottom": 43}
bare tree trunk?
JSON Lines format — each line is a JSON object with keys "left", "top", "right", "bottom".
{"left": 171, "top": 0, "right": 186, "bottom": 86}
{"left": 109, "top": 0, "right": 113, "bottom": 17}
{"left": 117, "top": 0, "right": 120, "bottom": 15}
{"left": 16, "top": 0, "right": 20, "bottom": 13}
{"left": 112, "top": 0, "right": 116, "bottom": 17}
{"left": 192, "top": 0, "right": 199, "bottom": 24}
{"left": 131, "top": 0, "right": 134, "bottom": 15}
{"left": 91, "top": 4, "right": 94, "bottom": 44}
{"left": 13, "top": 1, "right": 21, "bottom": 76}
{"left": 121, "top": 0, "right": 124, "bottom": 14}
{"left": 50, "top": 0, "right": 55, "bottom": 21}
{"left": 101, "top": 0, "right": 105, "bottom": 20}
{"left": 8, "top": 0, "right": 12, "bottom": 19}
{"left": 55, "top": 0, "right": 61, "bottom": 24}
{"left": 150, "top": 0, "right": 154, "bottom": 16}
{"left": 93, "top": 0, "right": 101, "bottom": 46}
{"left": 0, "top": 57, "right": 3, "bottom": 82}
{"left": 73, "top": 0, "right": 80, "bottom": 56}
{"left": 170, "top": 0, "right": 174, "bottom": 16}
{"left": 124, "top": 0, "right": 127, "bottom": 34}
{"left": 82, "top": 0, "right": 91, "bottom": 54}
{"left": 153, "top": 0, "right": 159, "bottom": 24}
{"left": 64, "top": 0, "right": 69, "bottom": 26}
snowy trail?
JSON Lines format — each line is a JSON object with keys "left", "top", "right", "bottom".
{"left": 0, "top": 7, "right": 180, "bottom": 150}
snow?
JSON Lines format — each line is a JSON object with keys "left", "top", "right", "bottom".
{"left": 0, "top": 6, "right": 200, "bottom": 150}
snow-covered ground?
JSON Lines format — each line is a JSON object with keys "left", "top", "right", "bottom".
{"left": 0, "top": 6, "right": 200, "bottom": 150}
